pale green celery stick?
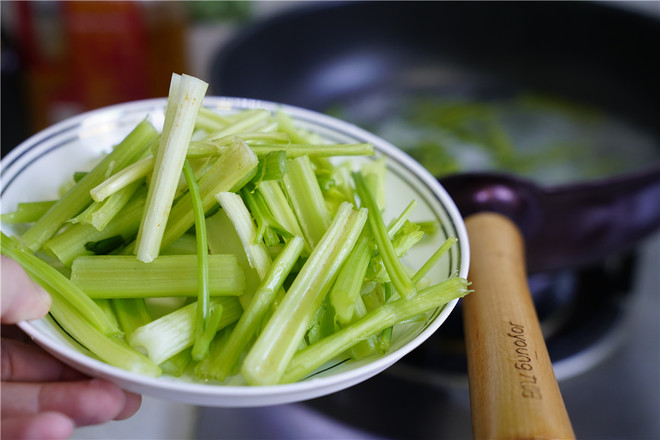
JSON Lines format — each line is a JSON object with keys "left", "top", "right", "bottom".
{"left": 195, "top": 106, "right": 232, "bottom": 132}
{"left": 376, "top": 282, "right": 394, "bottom": 353}
{"left": 128, "top": 297, "right": 242, "bottom": 365}
{"left": 94, "top": 298, "right": 120, "bottom": 329}
{"left": 241, "top": 202, "right": 367, "bottom": 386}
{"left": 282, "top": 277, "right": 470, "bottom": 383}
{"left": 206, "top": 210, "right": 261, "bottom": 309}
{"left": 306, "top": 296, "right": 335, "bottom": 345}
{"left": 111, "top": 298, "right": 152, "bottom": 337}
{"left": 136, "top": 73, "right": 208, "bottom": 263}
{"left": 205, "top": 109, "right": 271, "bottom": 141}
{"left": 386, "top": 200, "right": 416, "bottom": 239}
{"left": 72, "top": 180, "right": 142, "bottom": 231}
{"left": 193, "top": 325, "right": 233, "bottom": 380}
{"left": 186, "top": 139, "right": 233, "bottom": 158}
{"left": 412, "top": 236, "right": 458, "bottom": 286}
{"left": 160, "top": 347, "right": 192, "bottom": 377}
{"left": 1, "top": 233, "right": 121, "bottom": 336}
{"left": 361, "top": 157, "right": 387, "bottom": 210}
{"left": 257, "top": 180, "right": 307, "bottom": 251}
{"left": 187, "top": 132, "right": 290, "bottom": 158}
{"left": 251, "top": 150, "right": 287, "bottom": 185}
{"left": 183, "top": 159, "right": 212, "bottom": 361}
{"left": 90, "top": 156, "right": 154, "bottom": 202}
{"left": 215, "top": 191, "right": 272, "bottom": 281}
{"left": 282, "top": 155, "right": 332, "bottom": 248}
{"left": 161, "top": 233, "right": 198, "bottom": 255}
{"left": 241, "top": 187, "right": 292, "bottom": 247}
{"left": 391, "top": 221, "right": 425, "bottom": 257}
{"left": 348, "top": 294, "right": 379, "bottom": 359}
{"left": 316, "top": 161, "right": 355, "bottom": 214}
{"left": 47, "top": 288, "right": 161, "bottom": 376}
{"left": 330, "top": 230, "right": 372, "bottom": 325}
{"left": 206, "top": 235, "right": 304, "bottom": 382}
{"left": 154, "top": 138, "right": 258, "bottom": 252}
{"left": 275, "top": 110, "right": 319, "bottom": 144}
{"left": 249, "top": 143, "right": 374, "bottom": 158}
{"left": 21, "top": 119, "right": 157, "bottom": 252}
{"left": 45, "top": 189, "right": 145, "bottom": 266}
{"left": 354, "top": 171, "right": 416, "bottom": 299}
{"left": 1, "top": 201, "right": 56, "bottom": 224}
{"left": 70, "top": 254, "right": 244, "bottom": 298}
{"left": 192, "top": 302, "right": 223, "bottom": 361}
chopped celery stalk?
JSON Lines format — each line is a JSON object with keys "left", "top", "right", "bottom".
{"left": 188, "top": 133, "right": 290, "bottom": 158}
{"left": 207, "top": 235, "right": 304, "bottom": 381}
{"left": 206, "top": 209, "right": 261, "bottom": 309}
{"left": 45, "top": 190, "right": 145, "bottom": 266}
{"left": 361, "top": 157, "right": 387, "bottom": 210}
{"left": 193, "top": 325, "right": 232, "bottom": 380}
{"left": 73, "top": 180, "right": 142, "bottom": 231}
{"left": 354, "top": 171, "right": 417, "bottom": 299}
{"left": 215, "top": 191, "right": 272, "bottom": 280}
{"left": 192, "top": 302, "right": 223, "bottom": 361}
{"left": 195, "top": 106, "right": 232, "bottom": 132}
{"left": 251, "top": 150, "right": 288, "bottom": 184}
{"left": 21, "top": 119, "right": 157, "bottom": 252}
{"left": 257, "top": 180, "right": 307, "bottom": 251}
{"left": 157, "top": 138, "right": 258, "bottom": 251}
{"left": 330, "top": 230, "right": 372, "bottom": 325}
{"left": 94, "top": 298, "right": 120, "bottom": 329}
{"left": 376, "top": 282, "right": 394, "bottom": 354}
{"left": 70, "top": 255, "right": 244, "bottom": 298}
{"left": 161, "top": 233, "right": 198, "bottom": 255}
{"left": 160, "top": 347, "right": 192, "bottom": 377}
{"left": 0, "top": 201, "right": 56, "bottom": 224}
{"left": 282, "top": 155, "right": 332, "bottom": 248}
{"left": 90, "top": 156, "right": 154, "bottom": 202}
{"left": 205, "top": 109, "right": 270, "bottom": 141}
{"left": 136, "top": 73, "right": 208, "bottom": 263}
{"left": 242, "top": 202, "right": 367, "bottom": 386}
{"left": 391, "top": 221, "right": 425, "bottom": 257}
{"left": 412, "top": 236, "right": 458, "bottom": 285}
{"left": 111, "top": 298, "right": 153, "bottom": 337}
{"left": 275, "top": 110, "right": 319, "bottom": 144}
{"left": 249, "top": 143, "right": 374, "bottom": 158}
{"left": 241, "top": 187, "right": 292, "bottom": 247}
{"left": 1, "top": 233, "right": 122, "bottom": 337}
{"left": 183, "top": 159, "right": 212, "bottom": 361}
{"left": 387, "top": 200, "right": 416, "bottom": 239}
{"left": 84, "top": 235, "right": 125, "bottom": 255}
{"left": 128, "top": 297, "right": 242, "bottom": 365}
{"left": 282, "top": 277, "right": 470, "bottom": 384}
{"left": 48, "top": 288, "right": 161, "bottom": 376}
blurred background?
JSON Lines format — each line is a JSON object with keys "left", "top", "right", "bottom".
{"left": 2, "top": 1, "right": 659, "bottom": 439}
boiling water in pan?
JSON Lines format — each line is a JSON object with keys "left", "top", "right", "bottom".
{"left": 330, "top": 93, "right": 660, "bottom": 186}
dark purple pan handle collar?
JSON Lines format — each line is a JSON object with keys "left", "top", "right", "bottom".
{"left": 440, "top": 163, "right": 660, "bottom": 274}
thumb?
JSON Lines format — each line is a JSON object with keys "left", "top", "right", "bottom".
{"left": 1, "top": 256, "right": 52, "bottom": 324}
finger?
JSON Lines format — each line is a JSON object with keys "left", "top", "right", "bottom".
{"left": 113, "top": 391, "right": 142, "bottom": 421}
{"left": 1, "top": 256, "right": 51, "bottom": 324}
{"left": 2, "top": 338, "right": 87, "bottom": 382}
{"left": 1, "top": 378, "right": 136, "bottom": 426}
{"left": 1, "top": 411, "right": 74, "bottom": 440}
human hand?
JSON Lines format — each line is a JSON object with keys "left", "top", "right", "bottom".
{"left": 1, "top": 256, "right": 142, "bottom": 439}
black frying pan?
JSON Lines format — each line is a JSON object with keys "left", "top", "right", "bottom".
{"left": 210, "top": 3, "right": 660, "bottom": 435}
{"left": 210, "top": 1, "right": 660, "bottom": 274}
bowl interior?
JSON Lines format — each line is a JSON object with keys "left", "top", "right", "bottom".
{"left": 1, "top": 97, "right": 469, "bottom": 407}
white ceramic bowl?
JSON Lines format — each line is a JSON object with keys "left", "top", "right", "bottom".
{"left": 1, "top": 97, "right": 469, "bottom": 407}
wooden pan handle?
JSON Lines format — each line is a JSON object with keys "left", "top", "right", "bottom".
{"left": 463, "top": 212, "right": 575, "bottom": 440}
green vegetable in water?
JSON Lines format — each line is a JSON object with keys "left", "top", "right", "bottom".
{"left": 1, "top": 73, "right": 469, "bottom": 385}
